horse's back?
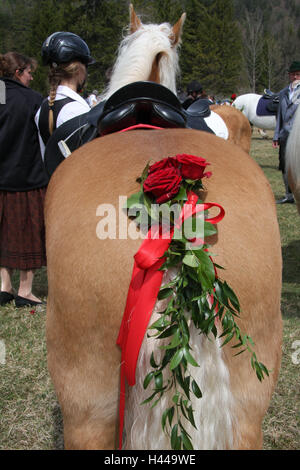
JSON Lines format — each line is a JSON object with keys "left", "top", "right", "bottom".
{"left": 233, "top": 94, "right": 276, "bottom": 130}
{"left": 210, "top": 104, "right": 252, "bottom": 153}
{"left": 45, "top": 129, "right": 282, "bottom": 449}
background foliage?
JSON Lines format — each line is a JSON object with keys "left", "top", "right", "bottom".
{"left": 1, "top": 0, "right": 300, "bottom": 96}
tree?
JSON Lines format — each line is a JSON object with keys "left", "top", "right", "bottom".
{"left": 179, "top": 0, "right": 208, "bottom": 90}
{"left": 203, "top": 0, "right": 243, "bottom": 95}
{"left": 240, "top": 8, "right": 264, "bottom": 92}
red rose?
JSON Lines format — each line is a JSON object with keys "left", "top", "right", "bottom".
{"left": 143, "top": 166, "right": 182, "bottom": 203}
{"left": 148, "top": 156, "right": 179, "bottom": 174}
{"left": 175, "top": 154, "right": 211, "bottom": 180}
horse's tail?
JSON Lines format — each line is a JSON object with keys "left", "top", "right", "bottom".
{"left": 286, "top": 105, "right": 300, "bottom": 213}
{"left": 122, "top": 269, "right": 236, "bottom": 450}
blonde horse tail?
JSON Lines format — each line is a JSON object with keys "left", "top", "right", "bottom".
{"left": 286, "top": 105, "right": 300, "bottom": 213}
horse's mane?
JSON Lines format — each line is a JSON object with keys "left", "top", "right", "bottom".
{"left": 101, "top": 22, "right": 181, "bottom": 100}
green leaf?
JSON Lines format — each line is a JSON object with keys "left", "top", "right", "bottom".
{"left": 165, "top": 330, "right": 182, "bottom": 349}
{"left": 223, "top": 281, "right": 240, "bottom": 312}
{"left": 124, "top": 191, "right": 143, "bottom": 209}
{"left": 191, "top": 379, "right": 202, "bottom": 398}
{"left": 181, "top": 430, "right": 194, "bottom": 450}
{"left": 203, "top": 221, "right": 217, "bottom": 237}
{"left": 150, "top": 352, "right": 159, "bottom": 368}
{"left": 155, "top": 372, "right": 163, "bottom": 390}
{"left": 171, "top": 424, "right": 181, "bottom": 450}
{"left": 157, "top": 288, "right": 173, "bottom": 300}
{"left": 143, "top": 372, "right": 154, "bottom": 389}
{"left": 170, "top": 348, "right": 184, "bottom": 370}
{"left": 182, "top": 253, "right": 199, "bottom": 268}
{"left": 183, "top": 347, "right": 199, "bottom": 367}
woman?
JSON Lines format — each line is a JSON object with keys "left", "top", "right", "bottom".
{"left": 0, "top": 52, "right": 48, "bottom": 307}
{"left": 35, "top": 32, "right": 94, "bottom": 158}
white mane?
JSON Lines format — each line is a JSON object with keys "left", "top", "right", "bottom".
{"left": 286, "top": 104, "right": 300, "bottom": 211}
{"left": 101, "top": 22, "right": 180, "bottom": 100}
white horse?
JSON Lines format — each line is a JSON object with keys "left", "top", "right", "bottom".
{"left": 286, "top": 104, "right": 300, "bottom": 213}
{"left": 233, "top": 93, "right": 276, "bottom": 133}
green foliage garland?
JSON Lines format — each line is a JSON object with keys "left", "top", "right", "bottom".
{"left": 126, "top": 156, "right": 270, "bottom": 450}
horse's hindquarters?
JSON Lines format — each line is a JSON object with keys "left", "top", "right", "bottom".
{"left": 45, "top": 129, "right": 282, "bottom": 449}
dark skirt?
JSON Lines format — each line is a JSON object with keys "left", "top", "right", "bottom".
{"left": 0, "top": 187, "right": 47, "bottom": 270}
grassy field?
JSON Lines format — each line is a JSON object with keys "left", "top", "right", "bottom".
{"left": 0, "top": 130, "right": 299, "bottom": 450}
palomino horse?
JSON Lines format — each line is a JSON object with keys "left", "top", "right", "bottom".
{"left": 286, "top": 104, "right": 300, "bottom": 213}
{"left": 98, "top": 5, "right": 251, "bottom": 154}
{"left": 45, "top": 7, "right": 282, "bottom": 450}
{"left": 210, "top": 104, "right": 251, "bottom": 153}
{"left": 233, "top": 93, "right": 277, "bottom": 132}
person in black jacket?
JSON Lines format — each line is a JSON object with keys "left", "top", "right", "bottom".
{"left": 0, "top": 51, "right": 49, "bottom": 307}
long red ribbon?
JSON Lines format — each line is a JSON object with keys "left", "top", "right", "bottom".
{"left": 116, "top": 191, "right": 225, "bottom": 449}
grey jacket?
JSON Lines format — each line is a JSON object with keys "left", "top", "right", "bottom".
{"left": 274, "top": 84, "right": 300, "bottom": 142}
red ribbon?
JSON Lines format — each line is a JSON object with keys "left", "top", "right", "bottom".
{"left": 116, "top": 191, "right": 225, "bottom": 449}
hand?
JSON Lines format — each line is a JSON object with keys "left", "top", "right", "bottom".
{"left": 272, "top": 140, "right": 279, "bottom": 148}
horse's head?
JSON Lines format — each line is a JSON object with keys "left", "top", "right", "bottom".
{"left": 102, "top": 4, "right": 186, "bottom": 100}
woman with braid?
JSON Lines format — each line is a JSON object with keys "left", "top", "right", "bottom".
{"left": 0, "top": 52, "right": 48, "bottom": 307}
{"left": 35, "top": 32, "right": 94, "bottom": 159}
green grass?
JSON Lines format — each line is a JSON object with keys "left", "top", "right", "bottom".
{"left": 0, "top": 131, "right": 299, "bottom": 449}
{"left": 250, "top": 130, "right": 300, "bottom": 450}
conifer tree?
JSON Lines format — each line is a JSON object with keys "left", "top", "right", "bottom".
{"left": 179, "top": 0, "right": 208, "bottom": 91}
{"left": 203, "top": 0, "right": 242, "bottom": 96}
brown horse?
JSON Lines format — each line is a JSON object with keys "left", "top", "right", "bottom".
{"left": 45, "top": 7, "right": 282, "bottom": 450}
{"left": 211, "top": 104, "right": 252, "bottom": 153}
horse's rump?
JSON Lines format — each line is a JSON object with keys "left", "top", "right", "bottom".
{"left": 210, "top": 104, "right": 252, "bottom": 153}
{"left": 45, "top": 128, "right": 282, "bottom": 449}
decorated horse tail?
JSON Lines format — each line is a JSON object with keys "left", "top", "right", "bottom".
{"left": 286, "top": 105, "right": 300, "bottom": 213}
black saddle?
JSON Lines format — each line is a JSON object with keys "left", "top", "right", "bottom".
{"left": 44, "top": 81, "right": 214, "bottom": 177}
{"left": 261, "top": 89, "right": 279, "bottom": 114}
{"left": 184, "top": 98, "right": 214, "bottom": 133}
{"left": 98, "top": 81, "right": 186, "bottom": 135}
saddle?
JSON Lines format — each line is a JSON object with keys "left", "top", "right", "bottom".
{"left": 257, "top": 89, "right": 279, "bottom": 115}
{"left": 44, "top": 81, "right": 214, "bottom": 177}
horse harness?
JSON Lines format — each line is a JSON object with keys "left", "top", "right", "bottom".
{"left": 44, "top": 81, "right": 215, "bottom": 177}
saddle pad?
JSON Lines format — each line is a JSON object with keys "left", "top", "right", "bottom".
{"left": 256, "top": 97, "right": 277, "bottom": 116}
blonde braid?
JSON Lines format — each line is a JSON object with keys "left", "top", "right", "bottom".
{"left": 48, "top": 67, "right": 63, "bottom": 135}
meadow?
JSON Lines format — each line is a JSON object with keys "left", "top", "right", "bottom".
{"left": 0, "top": 129, "right": 299, "bottom": 450}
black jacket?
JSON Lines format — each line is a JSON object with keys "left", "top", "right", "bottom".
{"left": 0, "top": 78, "right": 49, "bottom": 191}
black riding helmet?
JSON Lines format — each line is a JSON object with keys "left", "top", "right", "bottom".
{"left": 42, "top": 32, "right": 95, "bottom": 66}
{"left": 187, "top": 80, "right": 203, "bottom": 94}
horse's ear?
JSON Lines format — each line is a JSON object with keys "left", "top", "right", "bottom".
{"left": 129, "top": 3, "right": 142, "bottom": 33}
{"left": 171, "top": 13, "right": 186, "bottom": 46}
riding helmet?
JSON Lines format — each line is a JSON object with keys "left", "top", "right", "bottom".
{"left": 41, "top": 32, "right": 95, "bottom": 66}
{"left": 187, "top": 80, "right": 203, "bottom": 94}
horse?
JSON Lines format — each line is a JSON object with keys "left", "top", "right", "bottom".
{"left": 99, "top": 18, "right": 251, "bottom": 153}
{"left": 233, "top": 93, "right": 277, "bottom": 134}
{"left": 210, "top": 104, "right": 251, "bottom": 153}
{"left": 45, "top": 6, "right": 282, "bottom": 450}
{"left": 286, "top": 104, "right": 300, "bottom": 213}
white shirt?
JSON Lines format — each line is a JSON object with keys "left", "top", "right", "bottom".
{"left": 35, "top": 85, "right": 90, "bottom": 159}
